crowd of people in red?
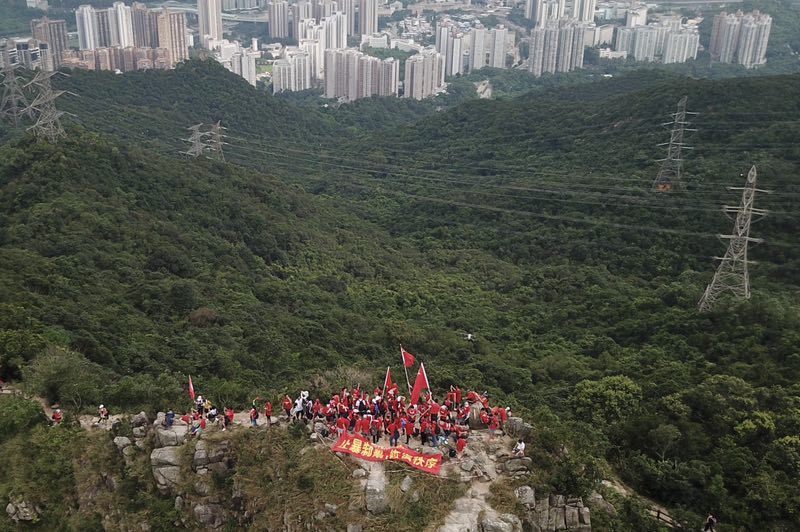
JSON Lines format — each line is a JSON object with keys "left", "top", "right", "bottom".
{"left": 234, "top": 383, "right": 514, "bottom": 457}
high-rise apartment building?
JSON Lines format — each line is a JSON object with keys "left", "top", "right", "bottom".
{"left": 322, "top": 12, "right": 347, "bottom": 49}
{"left": 111, "top": 2, "right": 135, "bottom": 48}
{"left": 632, "top": 25, "right": 657, "bottom": 61}
{"left": 626, "top": 4, "right": 647, "bottom": 27}
{"left": 404, "top": 49, "right": 444, "bottom": 100}
{"left": 341, "top": 0, "right": 357, "bottom": 36}
{"left": 30, "top": 17, "right": 68, "bottom": 69}
{"left": 323, "top": 48, "right": 398, "bottom": 100}
{"left": 489, "top": 26, "right": 507, "bottom": 68}
{"left": 76, "top": 5, "right": 99, "bottom": 50}
{"left": 446, "top": 34, "right": 464, "bottom": 76}
{"left": 157, "top": 9, "right": 189, "bottom": 66}
{"left": 269, "top": 0, "right": 289, "bottom": 38}
{"left": 132, "top": 2, "right": 160, "bottom": 48}
{"left": 359, "top": 0, "right": 378, "bottom": 36}
{"left": 662, "top": 28, "right": 699, "bottom": 64}
{"left": 614, "top": 26, "right": 634, "bottom": 54}
{"left": 529, "top": 18, "right": 584, "bottom": 77}
{"left": 291, "top": 2, "right": 313, "bottom": 38}
{"left": 469, "top": 27, "right": 486, "bottom": 71}
{"left": 710, "top": 10, "right": 771, "bottom": 68}
{"left": 273, "top": 49, "right": 311, "bottom": 92}
{"left": 198, "top": 0, "right": 223, "bottom": 43}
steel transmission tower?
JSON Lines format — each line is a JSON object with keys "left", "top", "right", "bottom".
{"left": 209, "top": 121, "right": 226, "bottom": 162}
{"left": 1, "top": 61, "right": 32, "bottom": 127}
{"left": 698, "top": 165, "right": 769, "bottom": 312}
{"left": 652, "top": 96, "right": 697, "bottom": 192}
{"left": 24, "top": 70, "right": 66, "bottom": 143}
{"left": 183, "top": 124, "right": 208, "bottom": 157}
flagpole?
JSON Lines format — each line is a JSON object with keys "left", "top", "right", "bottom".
{"left": 400, "top": 344, "right": 412, "bottom": 395}
{"left": 382, "top": 366, "right": 390, "bottom": 397}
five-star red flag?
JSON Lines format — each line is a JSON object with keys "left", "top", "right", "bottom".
{"left": 401, "top": 347, "right": 416, "bottom": 368}
{"left": 410, "top": 363, "right": 430, "bottom": 405}
{"left": 188, "top": 375, "right": 196, "bottom": 401}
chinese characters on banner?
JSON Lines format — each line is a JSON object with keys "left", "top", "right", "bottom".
{"left": 332, "top": 433, "right": 443, "bottom": 475}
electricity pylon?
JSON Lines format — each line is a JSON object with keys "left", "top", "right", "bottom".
{"left": 209, "top": 121, "right": 226, "bottom": 162}
{"left": 698, "top": 165, "right": 769, "bottom": 312}
{"left": 652, "top": 96, "right": 697, "bottom": 192}
{"left": 1, "top": 61, "right": 32, "bottom": 127}
{"left": 24, "top": 70, "right": 66, "bottom": 143}
{"left": 183, "top": 124, "right": 208, "bottom": 157}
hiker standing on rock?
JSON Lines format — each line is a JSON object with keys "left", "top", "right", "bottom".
{"left": 249, "top": 406, "right": 259, "bottom": 427}
{"left": 704, "top": 514, "right": 717, "bottom": 532}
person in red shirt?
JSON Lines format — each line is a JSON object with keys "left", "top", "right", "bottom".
{"left": 335, "top": 415, "right": 349, "bottom": 437}
{"left": 249, "top": 407, "right": 259, "bottom": 427}
{"left": 370, "top": 416, "right": 382, "bottom": 444}
{"left": 420, "top": 420, "right": 431, "bottom": 446}
{"left": 312, "top": 399, "right": 322, "bottom": 417}
{"left": 454, "top": 386, "right": 463, "bottom": 404}
{"left": 223, "top": 407, "right": 235, "bottom": 431}
{"left": 457, "top": 436, "right": 467, "bottom": 454}
{"left": 282, "top": 395, "right": 292, "bottom": 417}
{"left": 479, "top": 409, "right": 490, "bottom": 426}
{"left": 467, "top": 390, "right": 480, "bottom": 403}
{"left": 181, "top": 412, "right": 191, "bottom": 425}
{"left": 362, "top": 416, "right": 374, "bottom": 438}
{"left": 51, "top": 409, "right": 63, "bottom": 425}
{"left": 264, "top": 401, "right": 273, "bottom": 419}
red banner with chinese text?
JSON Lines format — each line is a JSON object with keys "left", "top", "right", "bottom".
{"left": 332, "top": 433, "right": 443, "bottom": 475}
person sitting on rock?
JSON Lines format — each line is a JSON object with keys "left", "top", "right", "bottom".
{"left": 98, "top": 404, "right": 109, "bottom": 424}
{"left": 51, "top": 409, "right": 63, "bottom": 425}
{"left": 164, "top": 410, "right": 175, "bottom": 427}
{"left": 513, "top": 439, "right": 526, "bottom": 457}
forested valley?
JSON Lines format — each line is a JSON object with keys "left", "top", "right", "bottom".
{"left": 1, "top": 60, "right": 799, "bottom": 529}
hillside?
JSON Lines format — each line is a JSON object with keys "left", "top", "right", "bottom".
{"left": 1, "top": 65, "right": 800, "bottom": 530}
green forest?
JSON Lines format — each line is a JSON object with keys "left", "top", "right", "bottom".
{"left": 1, "top": 60, "right": 799, "bottom": 530}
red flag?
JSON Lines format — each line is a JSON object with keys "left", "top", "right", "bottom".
{"left": 188, "top": 375, "right": 196, "bottom": 401}
{"left": 383, "top": 366, "right": 393, "bottom": 395}
{"left": 401, "top": 347, "right": 416, "bottom": 368}
{"left": 410, "top": 363, "right": 430, "bottom": 405}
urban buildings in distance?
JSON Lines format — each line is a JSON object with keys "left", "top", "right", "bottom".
{"left": 709, "top": 10, "right": 772, "bottom": 68}
{"left": 613, "top": 14, "right": 699, "bottom": 64}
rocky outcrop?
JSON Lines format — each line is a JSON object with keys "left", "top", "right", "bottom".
{"left": 364, "top": 463, "right": 387, "bottom": 514}
{"left": 155, "top": 425, "right": 189, "bottom": 447}
{"left": 513, "top": 489, "right": 591, "bottom": 532}
{"left": 193, "top": 503, "right": 224, "bottom": 529}
{"left": 151, "top": 445, "right": 184, "bottom": 494}
{"left": 5, "top": 499, "right": 40, "bottom": 523}
{"left": 504, "top": 417, "right": 533, "bottom": 439}
{"left": 499, "top": 456, "right": 533, "bottom": 474}
{"left": 480, "top": 512, "right": 522, "bottom": 532}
